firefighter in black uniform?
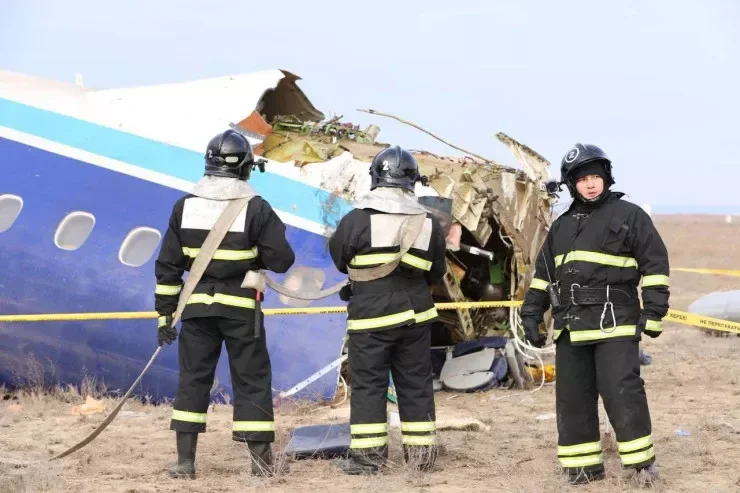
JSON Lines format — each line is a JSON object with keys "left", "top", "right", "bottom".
{"left": 521, "top": 143, "right": 669, "bottom": 485}
{"left": 154, "top": 129, "right": 295, "bottom": 479}
{"left": 328, "top": 146, "right": 447, "bottom": 475}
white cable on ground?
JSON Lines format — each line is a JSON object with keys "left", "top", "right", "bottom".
{"left": 507, "top": 309, "right": 555, "bottom": 393}
{"left": 510, "top": 310, "right": 556, "bottom": 356}
{"left": 309, "top": 374, "right": 348, "bottom": 412}
{"left": 337, "top": 375, "right": 348, "bottom": 406}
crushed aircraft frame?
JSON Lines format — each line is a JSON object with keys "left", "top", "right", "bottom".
{"left": 233, "top": 99, "right": 558, "bottom": 344}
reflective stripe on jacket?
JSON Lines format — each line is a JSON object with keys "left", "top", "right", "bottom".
{"left": 329, "top": 207, "right": 447, "bottom": 332}
{"left": 521, "top": 192, "right": 670, "bottom": 344}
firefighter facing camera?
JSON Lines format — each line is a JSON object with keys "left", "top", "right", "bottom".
{"left": 329, "top": 145, "right": 447, "bottom": 475}
{"left": 154, "top": 129, "right": 295, "bottom": 479}
{"left": 520, "top": 143, "right": 669, "bottom": 485}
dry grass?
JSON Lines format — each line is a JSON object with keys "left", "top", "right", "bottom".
{"left": 2, "top": 215, "right": 740, "bottom": 492}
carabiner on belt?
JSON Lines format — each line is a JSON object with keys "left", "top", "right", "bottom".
{"left": 600, "top": 285, "right": 617, "bottom": 333}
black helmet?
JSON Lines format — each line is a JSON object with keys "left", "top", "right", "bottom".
{"left": 204, "top": 129, "right": 255, "bottom": 181}
{"left": 369, "top": 145, "right": 426, "bottom": 193}
{"left": 559, "top": 143, "right": 614, "bottom": 196}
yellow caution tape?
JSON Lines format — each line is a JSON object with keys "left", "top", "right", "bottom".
{"left": 672, "top": 267, "right": 740, "bottom": 277}
{"left": 1, "top": 302, "right": 738, "bottom": 335}
{"left": 0, "top": 311, "right": 158, "bottom": 322}
{"left": 0, "top": 300, "right": 521, "bottom": 322}
{"left": 665, "top": 309, "right": 740, "bottom": 335}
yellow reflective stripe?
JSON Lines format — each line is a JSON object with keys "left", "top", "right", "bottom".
{"left": 182, "top": 247, "right": 258, "bottom": 261}
{"left": 530, "top": 278, "right": 549, "bottom": 291}
{"left": 642, "top": 274, "right": 670, "bottom": 287}
{"left": 350, "top": 436, "right": 388, "bottom": 449}
{"left": 232, "top": 421, "right": 275, "bottom": 432}
{"left": 557, "top": 441, "right": 602, "bottom": 457}
{"left": 186, "top": 293, "right": 256, "bottom": 309}
{"left": 618, "top": 435, "right": 652, "bottom": 453}
{"left": 155, "top": 284, "right": 182, "bottom": 295}
{"left": 554, "top": 250, "right": 637, "bottom": 268}
{"left": 157, "top": 316, "right": 168, "bottom": 328}
{"left": 414, "top": 307, "right": 438, "bottom": 324}
{"left": 400, "top": 421, "right": 436, "bottom": 432}
{"left": 401, "top": 254, "right": 433, "bottom": 271}
{"left": 620, "top": 446, "right": 655, "bottom": 465}
{"left": 171, "top": 410, "right": 207, "bottom": 423}
{"left": 351, "top": 423, "right": 387, "bottom": 434}
{"left": 569, "top": 326, "right": 636, "bottom": 342}
{"left": 350, "top": 253, "right": 432, "bottom": 271}
{"left": 554, "top": 329, "right": 563, "bottom": 340}
{"left": 558, "top": 453, "right": 604, "bottom": 468}
{"left": 350, "top": 253, "right": 395, "bottom": 266}
{"left": 347, "top": 308, "right": 437, "bottom": 331}
{"left": 347, "top": 310, "right": 415, "bottom": 331}
{"left": 402, "top": 435, "right": 436, "bottom": 446}
{"left": 645, "top": 320, "right": 662, "bottom": 332}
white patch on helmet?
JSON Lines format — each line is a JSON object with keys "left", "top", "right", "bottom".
{"left": 565, "top": 147, "right": 580, "bottom": 163}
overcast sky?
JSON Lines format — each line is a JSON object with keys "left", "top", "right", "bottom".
{"left": 2, "top": 0, "right": 738, "bottom": 212}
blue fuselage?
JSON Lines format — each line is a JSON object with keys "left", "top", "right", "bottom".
{"left": 0, "top": 97, "right": 353, "bottom": 402}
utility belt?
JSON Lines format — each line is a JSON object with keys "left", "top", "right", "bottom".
{"left": 551, "top": 282, "right": 636, "bottom": 334}
{"left": 558, "top": 284, "right": 635, "bottom": 305}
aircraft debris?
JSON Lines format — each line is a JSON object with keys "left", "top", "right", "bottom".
{"left": 526, "top": 363, "right": 556, "bottom": 383}
{"left": 356, "top": 108, "right": 500, "bottom": 166}
{"left": 390, "top": 411, "right": 490, "bottom": 432}
{"left": 70, "top": 396, "right": 106, "bottom": 416}
{"left": 229, "top": 100, "right": 556, "bottom": 362}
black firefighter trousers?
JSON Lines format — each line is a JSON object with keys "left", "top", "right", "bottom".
{"left": 347, "top": 323, "right": 437, "bottom": 467}
{"left": 169, "top": 316, "right": 275, "bottom": 443}
{"left": 555, "top": 330, "right": 655, "bottom": 474}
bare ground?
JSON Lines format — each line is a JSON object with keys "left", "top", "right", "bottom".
{"left": 2, "top": 215, "right": 740, "bottom": 493}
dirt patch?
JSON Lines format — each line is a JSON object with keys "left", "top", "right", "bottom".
{"left": 2, "top": 216, "right": 740, "bottom": 492}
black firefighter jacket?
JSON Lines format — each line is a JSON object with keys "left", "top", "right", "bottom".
{"left": 329, "top": 208, "right": 447, "bottom": 332}
{"left": 521, "top": 191, "right": 670, "bottom": 344}
{"left": 154, "top": 194, "right": 295, "bottom": 323}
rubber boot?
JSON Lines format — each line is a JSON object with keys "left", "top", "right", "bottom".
{"left": 248, "top": 441, "right": 288, "bottom": 477}
{"left": 168, "top": 432, "right": 198, "bottom": 479}
{"left": 335, "top": 456, "right": 382, "bottom": 475}
{"left": 403, "top": 444, "right": 438, "bottom": 473}
{"left": 636, "top": 463, "right": 659, "bottom": 485}
{"left": 335, "top": 447, "right": 387, "bottom": 475}
{"left": 567, "top": 465, "right": 606, "bottom": 485}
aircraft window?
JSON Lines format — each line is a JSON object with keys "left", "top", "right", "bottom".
{"left": 0, "top": 194, "right": 23, "bottom": 232}
{"left": 54, "top": 211, "right": 96, "bottom": 251}
{"left": 119, "top": 227, "right": 162, "bottom": 267}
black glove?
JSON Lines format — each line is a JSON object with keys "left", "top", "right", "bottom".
{"left": 522, "top": 317, "right": 546, "bottom": 348}
{"left": 157, "top": 314, "right": 177, "bottom": 346}
{"left": 339, "top": 283, "right": 353, "bottom": 302}
{"left": 637, "top": 315, "right": 662, "bottom": 339}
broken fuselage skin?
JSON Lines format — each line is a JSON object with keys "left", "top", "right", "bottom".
{"left": 249, "top": 115, "right": 557, "bottom": 344}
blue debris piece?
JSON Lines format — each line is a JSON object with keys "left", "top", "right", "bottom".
{"left": 452, "top": 336, "right": 509, "bottom": 358}
{"left": 285, "top": 422, "right": 351, "bottom": 459}
{"left": 440, "top": 345, "right": 509, "bottom": 392}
